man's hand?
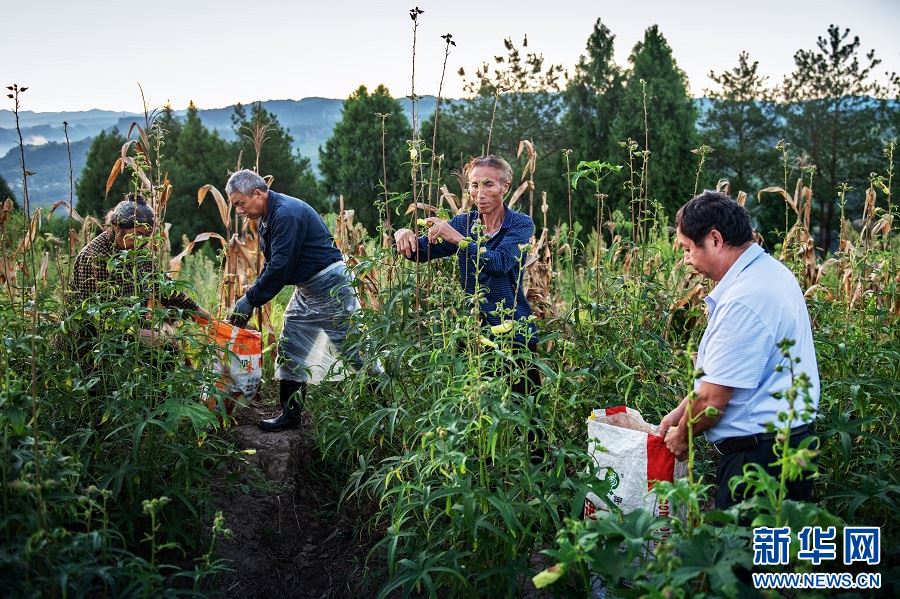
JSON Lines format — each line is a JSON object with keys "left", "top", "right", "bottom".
{"left": 665, "top": 426, "right": 688, "bottom": 461}
{"left": 424, "top": 218, "right": 463, "bottom": 245}
{"left": 658, "top": 397, "right": 687, "bottom": 437}
{"left": 394, "top": 228, "right": 419, "bottom": 258}
{"left": 228, "top": 295, "right": 253, "bottom": 328}
{"left": 658, "top": 410, "right": 680, "bottom": 438}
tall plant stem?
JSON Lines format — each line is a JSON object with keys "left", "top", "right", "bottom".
{"left": 377, "top": 113, "right": 392, "bottom": 236}
{"left": 562, "top": 150, "right": 575, "bottom": 306}
{"left": 10, "top": 84, "right": 47, "bottom": 532}
{"left": 409, "top": 8, "right": 423, "bottom": 320}
{"left": 640, "top": 80, "right": 650, "bottom": 243}
{"left": 428, "top": 34, "right": 453, "bottom": 203}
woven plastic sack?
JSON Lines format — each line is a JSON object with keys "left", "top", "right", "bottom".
{"left": 584, "top": 406, "right": 686, "bottom": 521}
{"left": 195, "top": 317, "right": 263, "bottom": 406}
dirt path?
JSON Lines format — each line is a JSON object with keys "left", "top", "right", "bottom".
{"left": 214, "top": 401, "right": 375, "bottom": 598}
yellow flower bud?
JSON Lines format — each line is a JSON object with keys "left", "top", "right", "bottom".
{"left": 490, "top": 320, "right": 514, "bottom": 335}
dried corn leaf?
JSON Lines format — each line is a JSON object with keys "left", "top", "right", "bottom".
{"left": 716, "top": 178, "right": 731, "bottom": 195}
{"left": 169, "top": 232, "right": 226, "bottom": 272}
{"left": 106, "top": 158, "right": 124, "bottom": 195}
{"left": 841, "top": 270, "right": 852, "bottom": 297}
{"left": 815, "top": 258, "right": 839, "bottom": 284}
{"left": 405, "top": 202, "right": 439, "bottom": 215}
{"left": 672, "top": 281, "right": 705, "bottom": 310}
{"left": 863, "top": 187, "right": 876, "bottom": 223}
{"left": 158, "top": 177, "right": 172, "bottom": 211}
{"left": 758, "top": 186, "right": 798, "bottom": 215}
{"left": 506, "top": 179, "right": 532, "bottom": 210}
{"left": 119, "top": 138, "right": 138, "bottom": 162}
{"left": 49, "top": 200, "right": 84, "bottom": 223}
{"left": 803, "top": 284, "right": 833, "bottom": 301}
{"left": 871, "top": 214, "right": 891, "bottom": 236}
{"left": 0, "top": 198, "right": 13, "bottom": 224}
{"left": 38, "top": 251, "right": 49, "bottom": 285}
{"left": 439, "top": 185, "right": 460, "bottom": 213}
{"left": 197, "top": 184, "right": 231, "bottom": 230}
{"left": 0, "top": 257, "right": 17, "bottom": 285}
{"left": 126, "top": 122, "right": 150, "bottom": 157}
{"left": 122, "top": 156, "right": 153, "bottom": 190}
{"left": 799, "top": 184, "right": 812, "bottom": 229}
{"left": 227, "top": 235, "right": 258, "bottom": 270}
{"left": 517, "top": 140, "right": 537, "bottom": 181}
{"left": 16, "top": 208, "right": 41, "bottom": 255}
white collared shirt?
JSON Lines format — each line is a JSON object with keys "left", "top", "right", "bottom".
{"left": 697, "top": 243, "right": 820, "bottom": 443}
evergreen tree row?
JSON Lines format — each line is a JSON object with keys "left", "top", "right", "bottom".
{"left": 76, "top": 21, "right": 897, "bottom": 250}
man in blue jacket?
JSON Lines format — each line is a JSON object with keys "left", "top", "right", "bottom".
{"left": 226, "top": 169, "right": 366, "bottom": 432}
{"left": 394, "top": 155, "right": 539, "bottom": 396}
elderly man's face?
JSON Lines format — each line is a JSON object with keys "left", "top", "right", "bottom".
{"left": 229, "top": 188, "right": 268, "bottom": 220}
{"left": 468, "top": 166, "right": 510, "bottom": 220}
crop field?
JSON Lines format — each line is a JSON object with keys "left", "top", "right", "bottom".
{"left": 1, "top": 13, "right": 899, "bottom": 599}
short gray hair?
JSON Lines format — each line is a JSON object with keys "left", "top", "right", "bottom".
{"left": 105, "top": 193, "right": 156, "bottom": 229}
{"left": 226, "top": 169, "right": 268, "bottom": 196}
{"left": 464, "top": 155, "right": 513, "bottom": 185}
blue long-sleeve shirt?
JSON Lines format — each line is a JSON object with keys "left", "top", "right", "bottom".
{"left": 245, "top": 191, "right": 343, "bottom": 307}
{"left": 405, "top": 207, "right": 538, "bottom": 344}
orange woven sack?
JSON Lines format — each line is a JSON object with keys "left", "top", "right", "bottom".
{"left": 194, "top": 317, "right": 263, "bottom": 415}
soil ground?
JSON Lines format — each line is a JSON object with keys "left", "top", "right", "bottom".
{"left": 213, "top": 397, "right": 378, "bottom": 598}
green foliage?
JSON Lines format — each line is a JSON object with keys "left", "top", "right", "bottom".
{"left": 780, "top": 24, "right": 894, "bottom": 251}
{"left": 0, "top": 235, "right": 241, "bottom": 596}
{"left": 75, "top": 127, "right": 130, "bottom": 217}
{"left": 610, "top": 25, "right": 698, "bottom": 216}
{"left": 319, "top": 84, "right": 411, "bottom": 232}
{"left": 533, "top": 342, "right": 856, "bottom": 597}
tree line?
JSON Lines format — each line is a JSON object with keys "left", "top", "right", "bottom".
{"left": 36, "top": 20, "right": 897, "bottom": 252}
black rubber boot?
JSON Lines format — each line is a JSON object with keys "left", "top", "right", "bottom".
{"left": 259, "top": 380, "right": 305, "bottom": 432}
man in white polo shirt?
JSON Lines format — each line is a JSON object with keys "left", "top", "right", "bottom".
{"left": 659, "top": 191, "right": 819, "bottom": 508}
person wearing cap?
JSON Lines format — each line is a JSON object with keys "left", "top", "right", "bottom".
{"left": 225, "top": 169, "right": 375, "bottom": 433}
{"left": 658, "top": 190, "right": 819, "bottom": 508}
{"left": 393, "top": 154, "right": 540, "bottom": 397}
{"left": 71, "top": 193, "right": 206, "bottom": 345}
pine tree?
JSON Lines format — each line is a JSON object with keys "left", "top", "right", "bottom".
{"left": 701, "top": 52, "right": 779, "bottom": 194}
{"left": 562, "top": 18, "right": 625, "bottom": 229}
{"left": 780, "top": 25, "right": 891, "bottom": 251}
{"left": 319, "top": 85, "right": 411, "bottom": 232}
{"left": 610, "top": 25, "right": 698, "bottom": 219}
{"left": 75, "top": 127, "right": 129, "bottom": 217}
{"left": 700, "top": 52, "right": 784, "bottom": 236}
{"left": 163, "top": 102, "right": 234, "bottom": 248}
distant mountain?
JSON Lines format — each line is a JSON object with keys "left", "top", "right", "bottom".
{"left": 0, "top": 96, "right": 439, "bottom": 208}
{"left": 0, "top": 138, "right": 92, "bottom": 210}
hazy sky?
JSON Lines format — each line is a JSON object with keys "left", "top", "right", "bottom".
{"left": 4, "top": 0, "right": 899, "bottom": 113}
